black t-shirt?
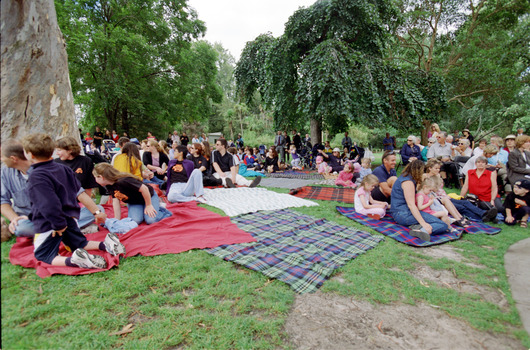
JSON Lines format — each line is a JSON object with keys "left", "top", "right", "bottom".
{"left": 504, "top": 191, "right": 530, "bottom": 211}
{"left": 192, "top": 155, "right": 209, "bottom": 172}
{"left": 212, "top": 150, "right": 234, "bottom": 173}
{"left": 54, "top": 155, "right": 98, "bottom": 190}
{"left": 107, "top": 176, "right": 154, "bottom": 204}
{"left": 265, "top": 156, "right": 279, "bottom": 172}
{"left": 93, "top": 131, "right": 103, "bottom": 147}
{"left": 169, "top": 160, "right": 189, "bottom": 184}
{"left": 180, "top": 135, "right": 189, "bottom": 146}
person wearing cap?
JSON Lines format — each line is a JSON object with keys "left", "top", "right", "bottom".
{"left": 400, "top": 135, "right": 422, "bottom": 166}
{"left": 461, "top": 129, "right": 475, "bottom": 150}
{"left": 507, "top": 135, "right": 530, "bottom": 186}
{"left": 318, "top": 147, "right": 344, "bottom": 173}
{"left": 503, "top": 179, "right": 530, "bottom": 228}
{"left": 504, "top": 134, "right": 516, "bottom": 153}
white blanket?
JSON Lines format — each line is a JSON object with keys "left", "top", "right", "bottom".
{"left": 202, "top": 187, "right": 318, "bottom": 217}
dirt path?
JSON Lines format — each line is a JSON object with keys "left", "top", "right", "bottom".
{"left": 284, "top": 245, "right": 525, "bottom": 349}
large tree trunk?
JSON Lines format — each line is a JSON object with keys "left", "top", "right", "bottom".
{"left": 310, "top": 118, "right": 322, "bottom": 145}
{"left": 1, "top": 0, "right": 79, "bottom": 143}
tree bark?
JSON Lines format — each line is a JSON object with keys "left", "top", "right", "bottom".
{"left": 310, "top": 118, "right": 322, "bottom": 145}
{"left": 1, "top": 0, "right": 79, "bottom": 143}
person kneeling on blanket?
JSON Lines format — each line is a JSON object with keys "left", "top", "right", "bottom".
{"left": 166, "top": 145, "right": 207, "bottom": 203}
{"left": 22, "top": 133, "right": 125, "bottom": 269}
{"left": 390, "top": 160, "right": 452, "bottom": 242}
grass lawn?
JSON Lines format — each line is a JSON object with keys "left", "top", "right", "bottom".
{"left": 2, "top": 155, "right": 529, "bottom": 348}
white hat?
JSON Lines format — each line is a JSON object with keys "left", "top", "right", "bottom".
{"left": 333, "top": 148, "right": 341, "bottom": 152}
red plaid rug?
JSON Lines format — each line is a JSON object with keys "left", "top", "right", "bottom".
{"left": 289, "top": 186, "right": 355, "bottom": 203}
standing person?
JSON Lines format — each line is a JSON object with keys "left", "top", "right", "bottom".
{"left": 283, "top": 131, "right": 291, "bottom": 162}
{"left": 428, "top": 123, "right": 441, "bottom": 139}
{"left": 461, "top": 129, "right": 475, "bottom": 150}
{"left": 400, "top": 135, "right": 421, "bottom": 166}
{"left": 516, "top": 128, "right": 524, "bottom": 137}
{"left": 371, "top": 150, "right": 398, "bottom": 204}
{"left": 236, "top": 134, "right": 244, "bottom": 149}
{"left": 111, "top": 130, "right": 120, "bottom": 143}
{"left": 275, "top": 130, "right": 286, "bottom": 163}
{"left": 391, "top": 160, "right": 449, "bottom": 242}
{"left": 93, "top": 126, "right": 103, "bottom": 150}
{"left": 104, "top": 129, "right": 112, "bottom": 141}
{"left": 94, "top": 163, "right": 172, "bottom": 225}
{"left": 192, "top": 134, "right": 201, "bottom": 144}
{"left": 171, "top": 131, "right": 180, "bottom": 145}
{"left": 304, "top": 134, "right": 312, "bottom": 148}
{"left": 292, "top": 130, "right": 302, "bottom": 152}
{"left": 342, "top": 131, "right": 352, "bottom": 152}
{"left": 21, "top": 134, "right": 124, "bottom": 269}
{"left": 147, "top": 132, "right": 157, "bottom": 141}
{"left": 166, "top": 133, "right": 172, "bottom": 145}
{"left": 180, "top": 132, "right": 189, "bottom": 146}
{"left": 166, "top": 145, "right": 206, "bottom": 203}
{"left": 211, "top": 138, "right": 261, "bottom": 188}
{"left": 383, "top": 133, "right": 394, "bottom": 151}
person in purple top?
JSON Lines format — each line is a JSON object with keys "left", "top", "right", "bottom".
{"left": 166, "top": 145, "right": 206, "bottom": 203}
{"left": 371, "top": 150, "right": 398, "bottom": 204}
{"left": 400, "top": 135, "right": 422, "bottom": 166}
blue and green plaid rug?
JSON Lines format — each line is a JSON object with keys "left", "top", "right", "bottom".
{"left": 205, "top": 209, "right": 383, "bottom": 294}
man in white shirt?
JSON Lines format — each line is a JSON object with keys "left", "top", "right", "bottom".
{"left": 427, "top": 131, "right": 460, "bottom": 188}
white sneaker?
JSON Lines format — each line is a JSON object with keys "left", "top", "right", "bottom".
{"left": 196, "top": 196, "right": 207, "bottom": 204}
{"left": 103, "top": 233, "right": 126, "bottom": 256}
{"left": 71, "top": 248, "right": 107, "bottom": 269}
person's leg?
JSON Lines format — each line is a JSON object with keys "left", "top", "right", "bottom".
{"left": 145, "top": 193, "right": 172, "bottom": 224}
{"left": 440, "top": 197, "right": 462, "bottom": 220}
{"left": 213, "top": 172, "right": 227, "bottom": 187}
{"left": 167, "top": 182, "right": 195, "bottom": 203}
{"left": 127, "top": 203, "right": 146, "bottom": 224}
{"left": 187, "top": 169, "right": 204, "bottom": 197}
{"left": 234, "top": 174, "right": 252, "bottom": 186}
{"left": 371, "top": 186, "right": 391, "bottom": 204}
{"left": 77, "top": 205, "right": 105, "bottom": 229}
{"left": 494, "top": 197, "right": 505, "bottom": 216}
{"left": 393, "top": 211, "right": 447, "bottom": 235}
{"left": 450, "top": 198, "right": 485, "bottom": 221}
{"left": 14, "top": 219, "right": 36, "bottom": 237}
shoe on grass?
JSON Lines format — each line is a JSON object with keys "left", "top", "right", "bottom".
{"left": 367, "top": 214, "right": 381, "bottom": 220}
{"left": 225, "top": 178, "right": 236, "bottom": 188}
{"left": 408, "top": 224, "right": 431, "bottom": 242}
{"left": 71, "top": 248, "right": 107, "bottom": 269}
{"left": 103, "top": 233, "right": 126, "bottom": 256}
{"left": 249, "top": 176, "right": 261, "bottom": 188}
{"left": 481, "top": 208, "right": 497, "bottom": 223}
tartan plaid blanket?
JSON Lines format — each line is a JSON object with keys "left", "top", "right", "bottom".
{"left": 260, "top": 177, "right": 320, "bottom": 189}
{"left": 267, "top": 171, "right": 324, "bottom": 180}
{"left": 206, "top": 209, "right": 383, "bottom": 294}
{"left": 336, "top": 207, "right": 500, "bottom": 247}
{"left": 289, "top": 186, "right": 356, "bottom": 204}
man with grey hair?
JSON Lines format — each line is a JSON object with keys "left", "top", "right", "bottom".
{"left": 400, "top": 135, "right": 421, "bottom": 166}
{"left": 427, "top": 131, "right": 460, "bottom": 188}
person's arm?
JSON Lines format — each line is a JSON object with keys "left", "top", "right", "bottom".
{"left": 505, "top": 208, "right": 514, "bottom": 223}
{"left": 490, "top": 171, "right": 498, "bottom": 206}
{"left": 139, "top": 184, "right": 156, "bottom": 218}
{"left": 1, "top": 203, "right": 29, "bottom": 234}
{"left": 77, "top": 191, "right": 107, "bottom": 224}
{"left": 508, "top": 151, "right": 530, "bottom": 174}
{"left": 427, "top": 145, "right": 435, "bottom": 159}
{"left": 212, "top": 161, "right": 225, "bottom": 178}
{"left": 416, "top": 194, "right": 433, "bottom": 211}
{"left": 318, "top": 149, "right": 329, "bottom": 159}
{"left": 379, "top": 181, "right": 392, "bottom": 197}
{"left": 402, "top": 181, "right": 432, "bottom": 234}
{"left": 112, "top": 197, "right": 121, "bottom": 220}
{"left": 460, "top": 172, "right": 469, "bottom": 197}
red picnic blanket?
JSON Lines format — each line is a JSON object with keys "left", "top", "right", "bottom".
{"left": 289, "top": 186, "right": 356, "bottom": 203}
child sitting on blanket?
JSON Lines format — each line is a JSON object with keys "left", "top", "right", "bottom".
{"left": 358, "top": 158, "right": 373, "bottom": 184}
{"left": 416, "top": 176, "right": 457, "bottom": 233}
{"left": 289, "top": 145, "right": 302, "bottom": 170}
{"left": 336, "top": 162, "right": 358, "bottom": 188}
{"left": 354, "top": 174, "right": 388, "bottom": 220}
{"left": 21, "top": 133, "right": 125, "bottom": 269}
{"left": 94, "top": 163, "right": 172, "bottom": 225}
{"left": 316, "top": 155, "right": 332, "bottom": 174}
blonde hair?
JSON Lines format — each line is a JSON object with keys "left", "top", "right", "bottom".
{"left": 148, "top": 140, "right": 164, "bottom": 154}
{"left": 515, "top": 135, "right": 530, "bottom": 149}
{"left": 421, "top": 175, "right": 441, "bottom": 190}
{"left": 360, "top": 174, "right": 379, "bottom": 187}
{"left": 93, "top": 162, "right": 135, "bottom": 182}
{"left": 361, "top": 158, "right": 371, "bottom": 166}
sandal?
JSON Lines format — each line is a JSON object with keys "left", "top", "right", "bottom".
{"left": 521, "top": 221, "right": 528, "bottom": 228}
{"left": 454, "top": 217, "right": 471, "bottom": 228}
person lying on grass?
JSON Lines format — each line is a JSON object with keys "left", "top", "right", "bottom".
{"left": 93, "top": 163, "right": 172, "bottom": 225}
{"left": 354, "top": 174, "right": 388, "bottom": 220}
{"left": 165, "top": 145, "right": 206, "bottom": 203}
{"left": 21, "top": 133, "right": 124, "bottom": 269}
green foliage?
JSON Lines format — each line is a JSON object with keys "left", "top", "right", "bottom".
{"left": 55, "top": 0, "right": 221, "bottom": 138}
{"left": 235, "top": 0, "right": 446, "bottom": 135}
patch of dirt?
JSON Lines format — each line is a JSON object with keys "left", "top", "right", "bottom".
{"left": 408, "top": 265, "right": 509, "bottom": 312}
{"left": 284, "top": 292, "right": 524, "bottom": 350}
{"left": 417, "top": 245, "right": 486, "bottom": 269}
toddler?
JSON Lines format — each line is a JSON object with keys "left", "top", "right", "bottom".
{"left": 316, "top": 155, "right": 332, "bottom": 174}
{"left": 335, "top": 162, "right": 357, "bottom": 188}
{"left": 359, "top": 158, "right": 372, "bottom": 182}
{"left": 289, "top": 145, "right": 302, "bottom": 170}
{"left": 416, "top": 176, "right": 456, "bottom": 232}
{"left": 354, "top": 174, "right": 388, "bottom": 220}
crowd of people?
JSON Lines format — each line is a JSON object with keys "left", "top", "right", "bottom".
{"left": 1, "top": 125, "right": 528, "bottom": 271}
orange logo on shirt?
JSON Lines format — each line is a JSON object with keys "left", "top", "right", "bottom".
{"left": 114, "top": 190, "right": 129, "bottom": 202}
{"left": 172, "top": 164, "right": 183, "bottom": 172}
{"left": 75, "top": 168, "right": 83, "bottom": 174}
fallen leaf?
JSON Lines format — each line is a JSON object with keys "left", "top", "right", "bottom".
{"left": 19, "top": 321, "right": 30, "bottom": 327}
{"left": 377, "top": 321, "right": 383, "bottom": 333}
{"left": 109, "top": 323, "right": 135, "bottom": 336}
{"left": 38, "top": 284, "right": 43, "bottom": 294}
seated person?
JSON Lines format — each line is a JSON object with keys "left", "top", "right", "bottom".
{"left": 349, "top": 143, "right": 365, "bottom": 163}
{"left": 504, "top": 180, "right": 530, "bottom": 227}
{"left": 318, "top": 148, "right": 344, "bottom": 173}
{"left": 400, "top": 135, "right": 422, "bottom": 166}
{"left": 371, "top": 150, "right": 397, "bottom": 204}
{"left": 1, "top": 139, "right": 106, "bottom": 238}
{"left": 166, "top": 145, "right": 206, "bottom": 203}
{"left": 211, "top": 138, "right": 261, "bottom": 188}
{"left": 427, "top": 131, "right": 460, "bottom": 189}
{"left": 142, "top": 140, "right": 169, "bottom": 181}
{"left": 265, "top": 147, "right": 281, "bottom": 173}
{"left": 189, "top": 143, "right": 222, "bottom": 187}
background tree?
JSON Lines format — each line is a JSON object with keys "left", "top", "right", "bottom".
{"left": 55, "top": 0, "right": 221, "bottom": 138}
{"left": 1, "top": 0, "right": 79, "bottom": 142}
{"left": 235, "top": 0, "right": 447, "bottom": 144}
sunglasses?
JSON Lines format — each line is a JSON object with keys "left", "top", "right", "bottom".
{"left": 458, "top": 143, "right": 464, "bottom": 145}
{"left": 407, "top": 139, "right": 413, "bottom": 142}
